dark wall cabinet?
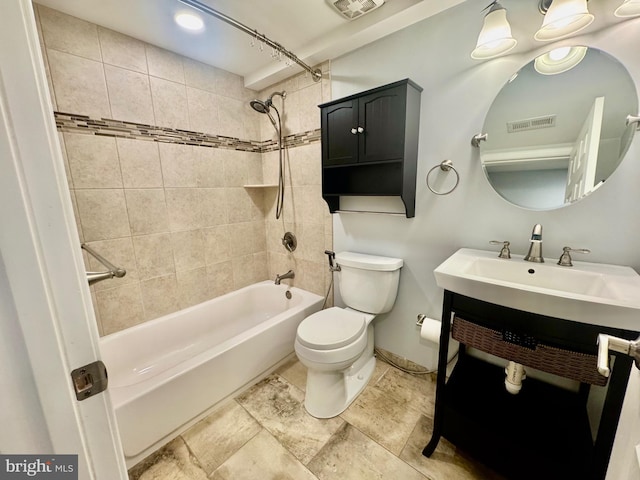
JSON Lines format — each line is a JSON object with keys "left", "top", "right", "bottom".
{"left": 319, "top": 79, "right": 422, "bottom": 217}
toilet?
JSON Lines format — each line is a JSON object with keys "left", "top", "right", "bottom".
{"left": 295, "top": 251, "right": 403, "bottom": 418}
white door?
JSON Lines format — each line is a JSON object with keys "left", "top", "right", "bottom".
{"left": 565, "top": 96, "right": 604, "bottom": 203}
{"left": 606, "top": 369, "right": 640, "bottom": 479}
{"left": 0, "top": 1, "right": 127, "bottom": 478}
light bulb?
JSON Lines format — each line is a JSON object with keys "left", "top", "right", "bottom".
{"left": 175, "top": 12, "right": 204, "bottom": 31}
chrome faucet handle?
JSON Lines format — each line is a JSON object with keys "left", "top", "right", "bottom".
{"left": 557, "top": 246, "right": 590, "bottom": 267}
{"left": 490, "top": 240, "right": 511, "bottom": 259}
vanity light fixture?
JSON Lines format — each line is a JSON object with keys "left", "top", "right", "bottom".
{"left": 471, "top": 1, "right": 518, "bottom": 60}
{"left": 534, "top": 45, "right": 587, "bottom": 74}
{"left": 534, "top": 0, "right": 594, "bottom": 41}
{"left": 615, "top": 0, "right": 640, "bottom": 17}
{"left": 174, "top": 12, "right": 204, "bottom": 31}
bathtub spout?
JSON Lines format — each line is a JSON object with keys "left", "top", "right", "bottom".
{"left": 275, "top": 270, "right": 295, "bottom": 285}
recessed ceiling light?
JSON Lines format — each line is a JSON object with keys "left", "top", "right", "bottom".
{"left": 175, "top": 12, "right": 204, "bottom": 31}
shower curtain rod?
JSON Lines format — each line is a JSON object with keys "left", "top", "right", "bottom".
{"left": 177, "top": 0, "right": 322, "bottom": 82}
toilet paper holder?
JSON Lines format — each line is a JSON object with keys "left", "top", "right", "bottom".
{"left": 417, "top": 314, "right": 426, "bottom": 327}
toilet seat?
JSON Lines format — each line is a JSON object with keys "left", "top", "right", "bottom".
{"left": 297, "top": 307, "right": 366, "bottom": 350}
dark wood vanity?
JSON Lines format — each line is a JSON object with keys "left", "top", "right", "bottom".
{"left": 424, "top": 290, "right": 638, "bottom": 480}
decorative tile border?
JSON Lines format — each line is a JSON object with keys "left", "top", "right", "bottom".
{"left": 54, "top": 111, "right": 321, "bottom": 153}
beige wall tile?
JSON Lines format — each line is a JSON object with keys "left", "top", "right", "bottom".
{"left": 45, "top": 5, "right": 330, "bottom": 335}
{"left": 48, "top": 49, "right": 111, "bottom": 119}
{"left": 125, "top": 189, "right": 169, "bottom": 235}
{"left": 98, "top": 27, "right": 147, "bottom": 73}
{"left": 166, "top": 188, "right": 202, "bottom": 231}
{"left": 196, "top": 147, "right": 225, "bottom": 188}
{"left": 37, "top": 5, "right": 101, "bottom": 61}
{"left": 176, "top": 267, "right": 210, "bottom": 309}
{"left": 298, "top": 83, "right": 322, "bottom": 132}
{"left": 95, "top": 283, "right": 145, "bottom": 335}
{"left": 133, "top": 233, "right": 176, "bottom": 280}
{"left": 75, "top": 189, "right": 130, "bottom": 241}
{"left": 232, "top": 254, "right": 261, "bottom": 289}
{"left": 225, "top": 188, "right": 253, "bottom": 224}
{"left": 140, "top": 274, "right": 180, "bottom": 320}
{"left": 171, "top": 230, "right": 205, "bottom": 271}
{"left": 105, "top": 65, "right": 154, "bottom": 125}
{"left": 217, "top": 96, "right": 244, "bottom": 138}
{"left": 183, "top": 58, "right": 218, "bottom": 93}
{"left": 216, "top": 69, "right": 244, "bottom": 100}
{"left": 204, "top": 225, "right": 230, "bottom": 266}
{"left": 289, "top": 143, "right": 321, "bottom": 186}
{"left": 222, "top": 150, "right": 248, "bottom": 187}
{"left": 228, "top": 223, "right": 254, "bottom": 257}
{"left": 116, "top": 138, "right": 163, "bottom": 188}
{"left": 64, "top": 133, "right": 122, "bottom": 188}
{"left": 186, "top": 87, "right": 220, "bottom": 136}
{"left": 146, "top": 45, "right": 185, "bottom": 84}
{"left": 299, "top": 223, "right": 325, "bottom": 263}
{"left": 200, "top": 188, "right": 228, "bottom": 227}
{"left": 242, "top": 101, "right": 260, "bottom": 141}
{"left": 150, "top": 76, "right": 189, "bottom": 129}
{"left": 206, "top": 261, "right": 234, "bottom": 297}
{"left": 159, "top": 143, "right": 198, "bottom": 187}
{"left": 246, "top": 152, "right": 263, "bottom": 185}
{"left": 252, "top": 252, "right": 268, "bottom": 282}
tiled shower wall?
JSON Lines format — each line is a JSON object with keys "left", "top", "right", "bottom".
{"left": 34, "top": 4, "right": 332, "bottom": 336}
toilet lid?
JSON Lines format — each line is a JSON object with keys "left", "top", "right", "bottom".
{"left": 297, "top": 307, "right": 366, "bottom": 350}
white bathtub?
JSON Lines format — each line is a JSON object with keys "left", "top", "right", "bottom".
{"left": 99, "top": 281, "right": 323, "bottom": 466}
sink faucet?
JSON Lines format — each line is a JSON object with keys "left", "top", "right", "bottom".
{"left": 523, "top": 224, "right": 544, "bottom": 263}
{"left": 274, "top": 269, "right": 295, "bottom": 285}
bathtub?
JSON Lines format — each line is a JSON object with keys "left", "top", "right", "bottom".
{"left": 99, "top": 281, "right": 323, "bottom": 466}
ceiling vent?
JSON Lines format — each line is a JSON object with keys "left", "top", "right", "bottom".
{"left": 326, "top": 0, "right": 385, "bottom": 20}
{"left": 507, "top": 114, "right": 556, "bottom": 133}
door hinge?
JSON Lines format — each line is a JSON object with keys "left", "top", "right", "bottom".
{"left": 70, "top": 360, "right": 108, "bottom": 401}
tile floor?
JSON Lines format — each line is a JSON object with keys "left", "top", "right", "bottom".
{"left": 128, "top": 357, "right": 504, "bottom": 480}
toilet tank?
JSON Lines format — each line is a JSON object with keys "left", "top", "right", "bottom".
{"left": 335, "top": 252, "right": 403, "bottom": 314}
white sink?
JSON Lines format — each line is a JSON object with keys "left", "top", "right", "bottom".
{"left": 434, "top": 248, "right": 640, "bottom": 331}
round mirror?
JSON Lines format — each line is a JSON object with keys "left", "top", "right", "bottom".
{"left": 480, "top": 46, "right": 638, "bottom": 210}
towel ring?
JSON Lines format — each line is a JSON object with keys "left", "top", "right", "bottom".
{"left": 426, "top": 160, "right": 460, "bottom": 195}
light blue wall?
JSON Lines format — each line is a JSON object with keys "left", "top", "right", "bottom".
{"left": 330, "top": 2, "right": 640, "bottom": 368}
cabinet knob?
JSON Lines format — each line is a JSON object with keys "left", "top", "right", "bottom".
{"left": 351, "top": 128, "right": 357, "bottom": 134}
{"left": 357, "top": 126, "right": 364, "bottom": 133}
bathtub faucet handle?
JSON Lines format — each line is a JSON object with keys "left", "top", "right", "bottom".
{"left": 325, "top": 250, "right": 341, "bottom": 272}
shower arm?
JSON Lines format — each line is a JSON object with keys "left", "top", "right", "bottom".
{"left": 177, "top": 0, "right": 322, "bottom": 82}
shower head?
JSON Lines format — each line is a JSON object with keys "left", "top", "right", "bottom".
{"left": 249, "top": 91, "right": 286, "bottom": 114}
{"left": 250, "top": 99, "right": 270, "bottom": 114}
{"left": 250, "top": 91, "right": 286, "bottom": 133}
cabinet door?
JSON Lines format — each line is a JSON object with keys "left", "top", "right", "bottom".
{"left": 359, "top": 85, "right": 406, "bottom": 163}
{"left": 321, "top": 99, "right": 359, "bottom": 166}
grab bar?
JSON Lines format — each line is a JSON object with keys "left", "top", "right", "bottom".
{"left": 81, "top": 243, "right": 126, "bottom": 285}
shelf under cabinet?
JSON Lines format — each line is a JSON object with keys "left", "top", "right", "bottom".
{"left": 444, "top": 355, "right": 593, "bottom": 480}
{"left": 322, "top": 161, "right": 405, "bottom": 195}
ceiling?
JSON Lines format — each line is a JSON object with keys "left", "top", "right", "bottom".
{"left": 34, "top": 0, "right": 468, "bottom": 90}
